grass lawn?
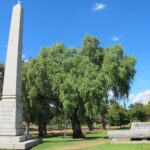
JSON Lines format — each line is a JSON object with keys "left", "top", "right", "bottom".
{"left": 83, "top": 143, "right": 150, "bottom": 150}
{"left": 31, "top": 129, "right": 150, "bottom": 150}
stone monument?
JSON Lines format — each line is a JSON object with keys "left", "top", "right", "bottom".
{"left": 108, "top": 122, "right": 150, "bottom": 143}
{"left": 0, "top": 1, "right": 42, "bottom": 149}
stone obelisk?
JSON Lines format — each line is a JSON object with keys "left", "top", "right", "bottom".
{"left": 0, "top": 0, "right": 24, "bottom": 136}
{"left": 0, "top": 1, "right": 41, "bottom": 149}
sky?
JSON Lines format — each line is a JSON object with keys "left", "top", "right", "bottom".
{"left": 0, "top": 0, "right": 150, "bottom": 105}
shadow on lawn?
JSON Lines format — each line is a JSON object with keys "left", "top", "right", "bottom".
{"left": 117, "top": 126, "right": 130, "bottom": 130}
{"left": 44, "top": 134, "right": 62, "bottom": 138}
{"left": 42, "top": 139, "right": 85, "bottom": 143}
{"left": 40, "top": 131, "right": 108, "bottom": 142}
{"left": 84, "top": 136, "right": 108, "bottom": 140}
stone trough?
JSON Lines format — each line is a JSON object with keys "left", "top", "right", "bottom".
{"left": 108, "top": 122, "right": 150, "bottom": 143}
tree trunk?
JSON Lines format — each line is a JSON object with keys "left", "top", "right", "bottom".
{"left": 87, "top": 118, "right": 94, "bottom": 131}
{"left": 70, "top": 109, "right": 83, "bottom": 138}
{"left": 43, "top": 120, "right": 47, "bottom": 135}
{"left": 38, "top": 117, "right": 44, "bottom": 136}
{"left": 100, "top": 113, "right": 106, "bottom": 130}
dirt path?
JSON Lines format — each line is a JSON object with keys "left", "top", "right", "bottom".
{"left": 49, "top": 139, "right": 109, "bottom": 150}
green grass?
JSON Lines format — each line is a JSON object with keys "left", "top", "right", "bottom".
{"left": 32, "top": 135, "right": 79, "bottom": 150}
{"left": 83, "top": 144, "right": 150, "bottom": 150}
{"left": 32, "top": 131, "right": 107, "bottom": 150}
{"left": 32, "top": 130, "right": 150, "bottom": 150}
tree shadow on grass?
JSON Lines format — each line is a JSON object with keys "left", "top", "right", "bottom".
{"left": 43, "top": 132, "right": 72, "bottom": 138}
{"left": 42, "top": 139, "right": 85, "bottom": 143}
{"left": 116, "top": 127, "right": 130, "bottom": 130}
{"left": 41, "top": 132, "right": 108, "bottom": 142}
{"left": 84, "top": 136, "right": 108, "bottom": 140}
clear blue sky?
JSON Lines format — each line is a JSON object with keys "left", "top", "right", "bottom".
{"left": 0, "top": 0, "right": 150, "bottom": 104}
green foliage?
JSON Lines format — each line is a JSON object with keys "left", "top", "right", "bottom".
{"left": 129, "top": 103, "right": 148, "bottom": 122}
{"left": 81, "top": 35, "right": 104, "bottom": 66}
{"left": 60, "top": 54, "right": 107, "bottom": 117}
{"left": 22, "top": 43, "right": 69, "bottom": 135}
{"left": 81, "top": 36, "right": 136, "bottom": 129}
{"left": 49, "top": 113, "right": 66, "bottom": 129}
{"left": 22, "top": 57, "right": 52, "bottom": 135}
{"left": 107, "top": 100, "right": 130, "bottom": 126}
{"left": 145, "top": 101, "right": 150, "bottom": 120}
{"left": 22, "top": 35, "right": 137, "bottom": 137}
{"left": 102, "top": 45, "right": 136, "bottom": 98}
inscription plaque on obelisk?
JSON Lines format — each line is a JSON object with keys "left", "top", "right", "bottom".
{"left": 0, "top": 1, "right": 41, "bottom": 149}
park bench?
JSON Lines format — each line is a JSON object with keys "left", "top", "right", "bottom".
{"left": 108, "top": 122, "right": 150, "bottom": 142}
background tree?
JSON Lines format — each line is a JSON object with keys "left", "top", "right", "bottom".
{"left": 129, "top": 103, "right": 148, "bottom": 122}
{"left": 145, "top": 100, "right": 150, "bottom": 120}
{"left": 107, "top": 100, "right": 130, "bottom": 126}
{"left": 85, "top": 117, "right": 95, "bottom": 131}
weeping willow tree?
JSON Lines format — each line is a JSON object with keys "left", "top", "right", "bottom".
{"left": 22, "top": 35, "right": 136, "bottom": 138}
{"left": 81, "top": 35, "right": 136, "bottom": 130}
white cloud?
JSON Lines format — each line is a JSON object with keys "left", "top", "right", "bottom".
{"left": 22, "top": 54, "right": 26, "bottom": 60}
{"left": 130, "top": 90, "right": 150, "bottom": 105}
{"left": 129, "top": 94, "right": 135, "bottom": 100}
{"left": 22, "top": 54, "right": 29, "bottom": 62}
{"left": 111, "top": 35, "right": 124, "bottom": 42}
{"left": 93, "top": 2, "right": 106, "bottom": 11}
{"left": 24, "top": 59, "right": 29, "bottom": 63}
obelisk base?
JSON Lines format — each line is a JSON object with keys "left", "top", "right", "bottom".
{"left": 0, "top": 128, "right": 24, "bottom": 136}
{"left": 0, "top": 100, "right": 42, "bottom": 149}
{"left": 0, "top": 135, "right": 42, "bottom": 149}
{"left": 0, "top": 98, "right": 24, "bottom": 136}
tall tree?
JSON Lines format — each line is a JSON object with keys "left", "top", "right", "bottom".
{"left": 81, "top": 36, "right": 136, "bottom": 129}
{"left": 102, "top": 45, "right": 136, "bottom": 98}
{"left": 81, "top": 35, "right": 104, "bottom": 67}
{"left": 60, "top": 54, "right": 107, "bottom": 138}
{"left": 23, "top": 35, "right": 136, "bottom": 138}
{"left": 22, "top": 57, "right": 51, "bottom": 136}
{"left": 22, "top": 43, "right": 67, "bottom": 136}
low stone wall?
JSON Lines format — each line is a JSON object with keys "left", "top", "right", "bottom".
{"left": 108, "top": 122, "right": 150, "bottom": 141}
{"left": 108, "top": 130, "right": 150, "bottom": 139}
{"left": 131, "top": 122, "right": 150, "bottom": 131}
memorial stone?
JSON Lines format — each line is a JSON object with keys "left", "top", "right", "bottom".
{"left": 0, "top": 1, "right": 42, "bottom": 149}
